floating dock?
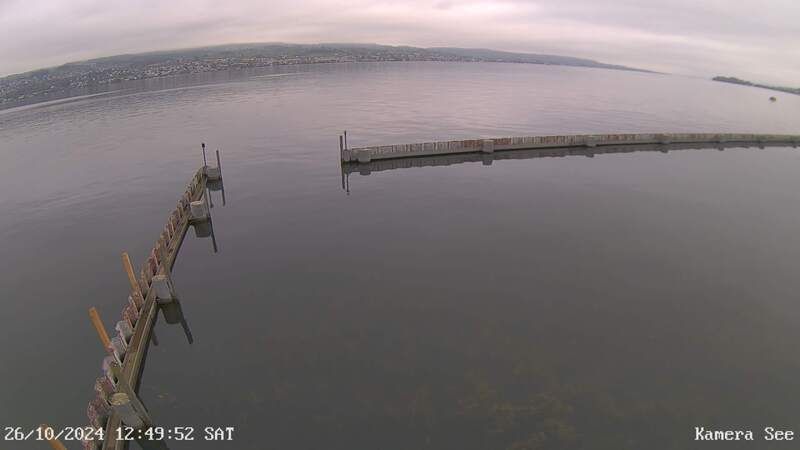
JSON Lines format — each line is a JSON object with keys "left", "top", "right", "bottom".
{"left": 340, "top": 133, "right": 800, "bottom": 164}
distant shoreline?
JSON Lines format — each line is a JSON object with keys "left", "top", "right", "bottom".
{"left": 712, "top": 76, "right": 799, "bottom": 97}
{"left": 0, "top": 43, "right": 653, "bottom": 110}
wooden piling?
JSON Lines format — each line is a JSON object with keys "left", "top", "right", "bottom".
{"left": 88, "top": 307, "right": 111, "bottom": 350}
{"left": 121, "top": 252, "right": 144, "bottom": 306}
{"left": 39, "top": 424, "right": 68, "bottom": 450}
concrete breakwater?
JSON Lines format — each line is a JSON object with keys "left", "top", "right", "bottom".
{"left": 340, "top": 133, "right": 800, "bottom": 163}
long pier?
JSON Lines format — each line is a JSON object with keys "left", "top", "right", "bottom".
{"left": 340, "top": 133, "right": 800, "bottom": 164}
{"left": 51, "top": 147, "right": 225, "bottom": 450}
{"left": 100, "top": 167, "right": 207, "bottom": 450}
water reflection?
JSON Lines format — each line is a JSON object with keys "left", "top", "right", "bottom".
{"left": 191, "top": 184, "right": 224, "bottom": 253}
{"left": 161, "top": 299, "right": 194, "bottom": 345}
{"left": 207, "top": 179, "right": 226, "bottom": 206}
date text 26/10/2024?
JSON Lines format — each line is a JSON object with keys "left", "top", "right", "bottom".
{"left": 3, "top": 426, "right": 234, "bottom": 442}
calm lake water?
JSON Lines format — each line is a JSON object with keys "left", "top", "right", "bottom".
{"left": 2, "top": 62, "right": 800, "bottom": 449}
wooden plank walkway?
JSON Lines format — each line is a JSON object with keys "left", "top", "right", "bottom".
{"left": 340, "top": 133, "right": 800, "bottom": 163}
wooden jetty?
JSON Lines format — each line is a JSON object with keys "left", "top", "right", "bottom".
{"left": 339, "top": 133, "right": 800, "bottom": 164}
{"left": 341, "top": 140, "right": 799, "bottom": 177}
{"left": 101, "top": 168, "right": 206, "bottom": 450}
{"left": 62, "top": 147, "right": 224, "bottom": 450}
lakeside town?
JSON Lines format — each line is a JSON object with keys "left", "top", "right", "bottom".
{"left": 3, "top": 43, "right": 795, "bottom": 110}
{"left": 0, "top": 43, "right": 640, "bottom": 108}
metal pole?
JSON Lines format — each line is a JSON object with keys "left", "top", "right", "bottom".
{"left": 344, "top": 130, "right": 348, "bottom": 149}
{"left": 339, "top": 135, "right": 344, "bottom": 151}
{"left": 216, "top": 150, "right": 222, "bottom": 178}
{"left": 201, "top": 143, "right": 207, "bottom": 168}
{"left": 210, "top": 221, "right": 219, "bottom": 254}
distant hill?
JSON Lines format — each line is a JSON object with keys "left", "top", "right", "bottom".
{"left": 429, "top": 47, "right": 640, "bottom": 71}
{"left": 0, "top": 43, "right": 651, "bottom": 109}
{"left": 713, "top": 76, "right": 799, "bottom": 96}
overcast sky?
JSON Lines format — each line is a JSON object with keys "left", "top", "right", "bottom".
{"left": 1, "top": 0, "right": 798, "bottom": 85}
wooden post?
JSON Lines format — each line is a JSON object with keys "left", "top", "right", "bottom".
{"left": 202, "top": 142, "right": 207, "bottom": 168}
{"left": 344, "top": 130, "right": 348, "bottom": 149}
{"left": 38, "top": 424, "right": 67, "bottom": 450}
{"left": 122, "top": 252, "right": 145, "bottom": 306}
{"left": 216, "top": 149, "right": 222, "bottom": 177}
{"left": 88, "top": 307, "right": 111, "bottom": 350}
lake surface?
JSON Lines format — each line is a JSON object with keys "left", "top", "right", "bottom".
{"left": 1, "top": 62, "right": 800, "bottom": 450}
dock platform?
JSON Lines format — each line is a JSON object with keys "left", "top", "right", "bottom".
{"left": 340, "top": 133, "right": 800, "bottom": 164}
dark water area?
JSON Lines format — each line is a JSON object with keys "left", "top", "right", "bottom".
{"left": 1, "top": 62, "right": 800, "bottom": 449}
